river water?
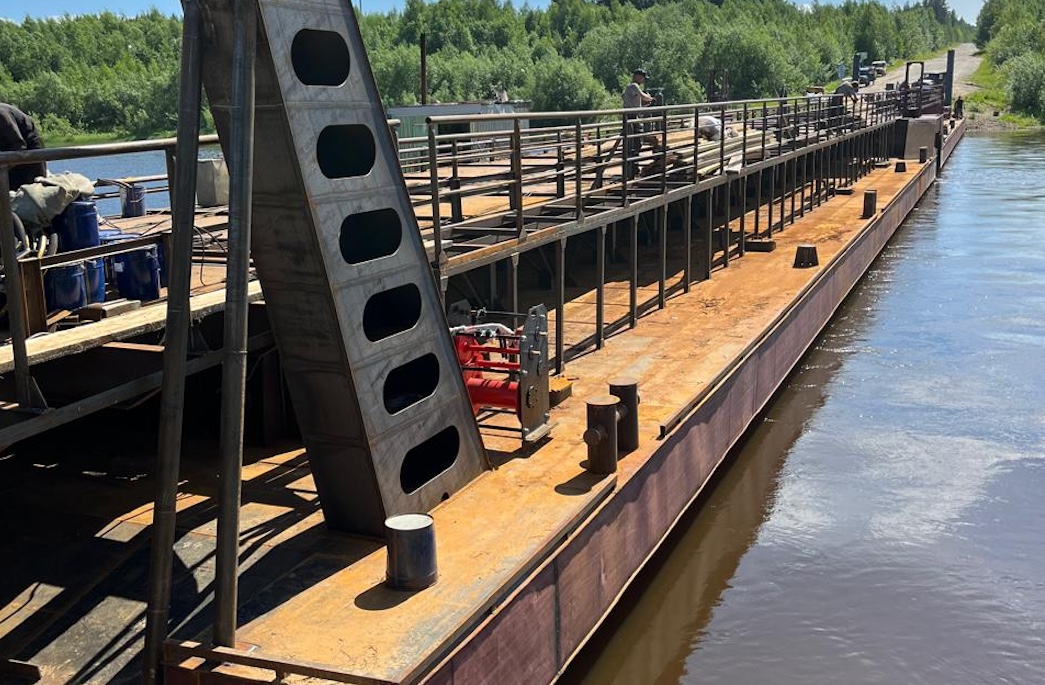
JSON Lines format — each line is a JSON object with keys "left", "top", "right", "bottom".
{"left": 565, "top": 131, "right": 1045, "bottom": 685}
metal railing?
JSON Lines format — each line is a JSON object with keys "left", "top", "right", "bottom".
{"left": 415, "top": 89, "right": 914, "bottom": 269}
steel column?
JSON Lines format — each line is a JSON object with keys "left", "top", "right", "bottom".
{"left": 213, "top": 0, "right": 256, "bottom": 648}
{"left": 142, "top": 1, "right": 203, "bottom": 681}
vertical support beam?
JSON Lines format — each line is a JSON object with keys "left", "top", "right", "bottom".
{"left": 721, "top": 183, "right": 730, "bottom": 267}
{"left": 596, "top": 225, "right": 606, "bottom": 348}
{"left": 683, "top": 195, "right": 692, "bottom": 292}
{"left": 555, "top": 238, "right": 566, "bottom": 374}
{"left": 944, "top": 48, "right": 956, "bottom": 106}
{"left": 629, "top": 214, "right": 638, "bottom": 328}
{"left": 509, "top": 252, "right": 519, "bottom": 315}
{"left": 767, "top": 165, "right": 775, "bottom": 237}
{"left": 739, "top": 176, "right": 747, "bottom": 257}
{"left": 142, "top": 1, "right": 203, "bottom": 681}
{"left": 754, "top": 169, "right": 763, "bottom": 237}
{"left": 704, "top": 189, "right": 713, "bottom": 277}
{"left": 658, "top": 206, "right": 667, "bottom": 308}
{"left": 213, "top": 0, "right": 256, "bottom": 649}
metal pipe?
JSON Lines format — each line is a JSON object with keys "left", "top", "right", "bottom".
{"left": 419, "top": 33, "right": 428, "bottom": 106}
{"left": 213, "top": 0, "right": 256, "bottom": 648}
{"left": 142, "top": 1, "right": 203, "bottom": 682}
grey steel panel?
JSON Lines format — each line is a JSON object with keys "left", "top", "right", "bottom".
{"left": 198, "top": 0, "right": 487, "bottom": 536}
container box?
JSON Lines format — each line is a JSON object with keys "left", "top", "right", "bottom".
{"left": 197, "top": 158, "right": 229, "bottom": 207}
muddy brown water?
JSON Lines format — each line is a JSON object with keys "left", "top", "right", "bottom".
{"left": 563, "top": 132, "right": 1045, "bottom": 685}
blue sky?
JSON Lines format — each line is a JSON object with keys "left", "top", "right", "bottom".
{"left": 5, "top": 0, "right": 984, "bottom": 23}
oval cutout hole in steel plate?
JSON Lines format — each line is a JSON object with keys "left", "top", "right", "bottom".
{"left": 340, "top": 208, "right": 402, "bottom": 264}
{"left": 400, "top": 426, "right": 460, "bottom": 494}
{"left": 291, "top": 29, "right": 350, "bottom": 86}
{"left": 317, "top": 125, "right": 376, "bottom": 178}
{"left": 384, "top": 353, "right": 440, "bottom": 414}
{"left": 363, "top": 283, "right": 421, "bottom": 342}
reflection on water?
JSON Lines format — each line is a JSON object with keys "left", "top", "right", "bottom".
{"left": 565, "top": 132, "right": 1045, "bottom": 685}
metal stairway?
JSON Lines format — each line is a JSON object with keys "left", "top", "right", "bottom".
{"left": 197, "top": 0, "right": 487, "bottom": 536}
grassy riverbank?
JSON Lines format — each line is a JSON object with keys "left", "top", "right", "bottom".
{"left": 964, "top": 59, "right": 1042, "bottom": 131}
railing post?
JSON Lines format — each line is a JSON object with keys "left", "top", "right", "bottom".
{"left": 719, "top": 103, "right": 727, "bottom": 176}
{"left": 555, "top": 130, "right": 565, "bottom": 198}
{"left": 512, "top": 119, "right": 524, "bottom": 239}
{"left": 692, "top": 105, "right": 700, "bottom": 183}
{"left": 574, "top": 120, "right": 583, "bottom": 221}
{"left": 0, "top": 173, "right": 45, "bottom": 411}
{"left": 660, "top": 107, "right": 668, "bottom": 196}
{"left": 427, "top": 124, "right": 443, "bottom": 266}
{"left": 621, "top": 113, "right": 630, "bottom": 206}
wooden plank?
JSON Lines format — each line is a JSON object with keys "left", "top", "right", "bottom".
{"left": 0, "top": 280, "right": 264, "bottom": 374}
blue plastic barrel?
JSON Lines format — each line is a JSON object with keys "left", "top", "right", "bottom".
{"left": 120, "top": 185, "right": 147, "bottom": 218}
{"left": 84, "top": 258, "right": 106, "bottom": 304}
{"left": 44, "top": 264, "right": 87, "bottom": 312}
{"left": 114, "top": 248, "right": 161, "bottom": 302}
{"left": 51, "top": 200, "right": 100, "bottom": 252}
{"left": 99, "top": 230, "right": 124, "bottom": 283}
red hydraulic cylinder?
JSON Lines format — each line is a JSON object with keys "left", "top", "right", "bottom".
{"left": 465, "top": 377, "right": 518, "bottom": 413}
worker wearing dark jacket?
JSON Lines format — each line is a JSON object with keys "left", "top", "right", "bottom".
{"left": 0, "top": 103, "right": 47, "bottom": 191}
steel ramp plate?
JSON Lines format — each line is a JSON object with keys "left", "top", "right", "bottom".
{"left": 197, "top": 0, "right": 487, "bottom": 536}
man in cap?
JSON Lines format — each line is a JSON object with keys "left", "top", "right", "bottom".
{"left": 0, "top": 102, "right": 47, "bottom": 191}
{"left": 829, "top": 80, "right": 859, "bottom": 131}
{"left": 622, "top": 69, "right": 654, "bottom": 179}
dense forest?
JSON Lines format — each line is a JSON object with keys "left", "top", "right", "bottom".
{"left": 0, "top": 0, "right": 972, "bottom": 140}
{"left": 975, "top": 0, "right": 1045, "bottom": 119}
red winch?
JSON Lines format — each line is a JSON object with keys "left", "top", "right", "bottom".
{"left": 450, "top": 304, "right": 551, "bottom": 442}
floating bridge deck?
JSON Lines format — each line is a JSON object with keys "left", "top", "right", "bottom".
{"left": 0, "top": 6, "right": 958, "bottom": 675}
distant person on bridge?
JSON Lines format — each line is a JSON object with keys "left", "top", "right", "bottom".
{"left": 623, "top": 69, "right": 654, "bottom": 179}
{"left": 0, "top": 102, "right": 47, "bottom": 191}
{"left": 829, "top": 80, "right": 859, "bottom": 131}
{"left": 953, "top": 95, "right": 964, "bottom": 118}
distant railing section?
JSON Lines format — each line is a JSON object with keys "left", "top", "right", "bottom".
{"left": 414, "top": 88, "right": 923, "bottom": 267}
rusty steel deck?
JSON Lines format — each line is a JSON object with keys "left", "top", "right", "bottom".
{"left": 148, "top": 121, "right": 964, "bottom": 685}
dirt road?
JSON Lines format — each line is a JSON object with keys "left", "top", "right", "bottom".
{"left": 863, "top": 43, "right": 981, "bottom": 96}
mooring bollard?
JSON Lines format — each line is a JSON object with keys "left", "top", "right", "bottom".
{"left": 794, "top": 244, "right": 819, "bottom": 268}
{"left": 608, "top": 377, "right": 639, "bottom": 454}
{"left": 895, "top": 161, "right": 907, "bottom": 173}
{"left": 862, "top": 189, "right": 877, "bottom": 219}
{"left": 583, "top": 395, "right": 620, "bottom": 475}
{"left": 385, "top": 513, "right": 438, "bottom": 590}
{"left": 919, "top": 146, "right": 928, "bottom": 164}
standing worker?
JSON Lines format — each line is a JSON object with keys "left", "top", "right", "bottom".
{"left": 953, "top": 95, "right": 964, "bottom": 119}
{"left": 622, "top": 69, "right": 654, "bottom": 179}
{"left": 829, "top": 80, "right": 859, "bottom": 132}
{"left": 0, "top": 102, "right": 47, "bottom": 191}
